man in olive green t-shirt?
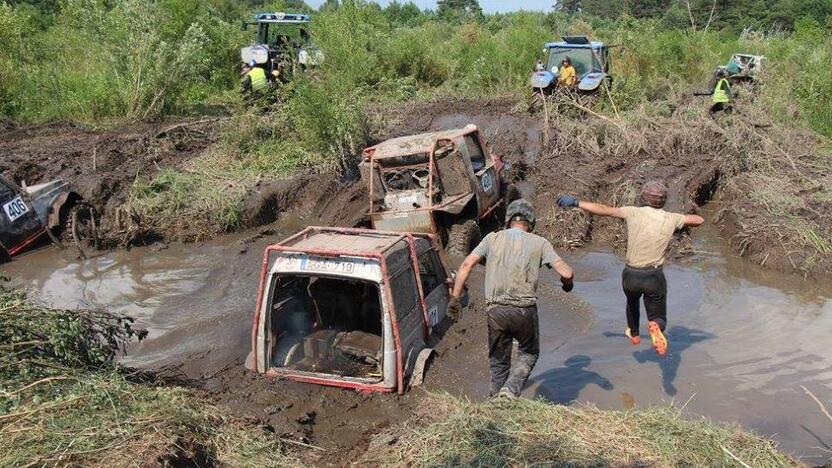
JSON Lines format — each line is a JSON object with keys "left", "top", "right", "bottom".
{"left": 557, "top": 181, "right": 704, "bottom": 356}
{"left": 449, "top": 199, "right": 574, "bottom": 398}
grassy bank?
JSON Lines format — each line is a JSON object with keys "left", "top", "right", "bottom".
{"left": 0, "top": 286, "right": 297, "bottom": 467}
{"left": 0, "top": 286, "right": 799, "bottom": 466}
{"left": 360, "top": 393, "right": 798, "bottom": 467}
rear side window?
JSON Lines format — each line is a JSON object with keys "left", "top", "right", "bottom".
{"left": 0, "top": 182, "right": 15, "bottom": 201}
{"left": 389, "top": 269, "right": 418, "bottom": 318}
{"left": 417, "top": 252, "right": 442, "bottom": 297}
{"left": 464, "top": 135, "right": 486, "bottom": 172}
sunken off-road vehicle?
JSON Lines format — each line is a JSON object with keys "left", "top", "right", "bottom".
{"left": 0, "top": 173, "right": 98, "bottom": 259}
{"left": 246, "top": 227, "right": 455, "bottom": 394}
{"left": 359, "top": 124, "right": 509, "bottom": 256}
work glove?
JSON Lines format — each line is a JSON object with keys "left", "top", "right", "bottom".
{"left": 561, "top": 276, "right": 574, "bottom": 293}
{"left": 447, "top": 296, "right": 462, "bottom": 322}
{"left": 557, "top": 195, "right": 579, "bottom": 209}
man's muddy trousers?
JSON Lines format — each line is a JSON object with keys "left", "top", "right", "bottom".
{"left": 622, "top": 265, "right": 667, "bottom": 336}
{"left": 487, "top": 304, "right": 539, "bottom": 397}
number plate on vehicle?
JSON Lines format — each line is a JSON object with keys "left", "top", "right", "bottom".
{"left": 3, "top": 196, "right": 29, "bottom": 222}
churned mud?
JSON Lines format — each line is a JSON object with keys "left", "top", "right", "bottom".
{"left": 2, "top": 96, "right": 831, "bottom": 464}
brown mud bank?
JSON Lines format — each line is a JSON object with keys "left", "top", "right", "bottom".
{"left": 2, "top": 96, "right": 829, "bottom": 275}
{"left": 525, "top": 100, "right": 832, "bottom": 276}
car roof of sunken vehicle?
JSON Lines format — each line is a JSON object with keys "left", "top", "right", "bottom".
{"left": 362, "top": 125, "right": 478, "bottom": 161}
{"left": 275, "top": 227, "right": 435, "bottom": 274}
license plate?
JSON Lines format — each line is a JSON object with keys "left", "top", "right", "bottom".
{"left": 3, "top": 196, "right": 29, "bottom": 222}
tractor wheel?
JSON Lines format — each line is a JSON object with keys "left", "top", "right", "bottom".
{"left": 67, "top": 203, "right": 100, "bottom": 258}
{"left": 446, "top": 219, "right": 482, "bottom": 257}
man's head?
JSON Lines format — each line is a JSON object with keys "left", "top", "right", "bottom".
{"left": 505, "top": 199, "right": 536, "bottom": 231}
{"left": 641, "top": 180, "right": 668, "bottom": 208}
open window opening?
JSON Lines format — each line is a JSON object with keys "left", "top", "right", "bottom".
{"left": 267, "top": 275, "right": 383, "bottom": 382}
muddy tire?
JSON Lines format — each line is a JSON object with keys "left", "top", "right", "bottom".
{"left": 446, "top": 219, "right": 482, "bottom": 257}
{"left": 67, "top": 203, "right": 100, "bottom": 257}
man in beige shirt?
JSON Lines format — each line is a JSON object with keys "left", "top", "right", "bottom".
{"left": 557, "top": 181, "right": 704, "bottom": 356}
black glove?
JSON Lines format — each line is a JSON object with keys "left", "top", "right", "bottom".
{"left": 561, "top": 276, "right": 574, "bottom": 293}
{"left": 447, "top": 296, "right": 462, "bottom": 321}
{"left": 557, "top": 195, "right": 579, "bottom": 209}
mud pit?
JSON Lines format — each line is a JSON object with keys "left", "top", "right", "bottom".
{"left": 2, "top": 98, "right": 831, "bottom": 464}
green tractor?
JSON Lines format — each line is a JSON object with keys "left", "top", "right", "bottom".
{"left": 240, "top": 12, "right": 323, "bottom": 92}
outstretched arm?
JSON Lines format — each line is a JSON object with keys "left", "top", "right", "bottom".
{"left": 451, "top": 253, "right": 481, "bottom": 298}
{"left": 559, "top": 195, "right": 626, "bottom": 219}
{"left": 682, "top": 214, "right": 705, "bottom": 227}
{"left": 577, "top": 201, "right": 626, "bottom": 219}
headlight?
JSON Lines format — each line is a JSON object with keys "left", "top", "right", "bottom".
{"left": 551, "top": 66, "right": 559, "bottom": 74}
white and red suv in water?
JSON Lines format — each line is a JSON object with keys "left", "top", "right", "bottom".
{"left": 246, "top": 226, "right": 458, "bottom": 394}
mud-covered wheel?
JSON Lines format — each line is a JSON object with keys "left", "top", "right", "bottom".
{"left": 446, "top": 219, "right": 482, "bottom": 257}
{"left": 68, "top": 203, "right": 100, "bottom": 257}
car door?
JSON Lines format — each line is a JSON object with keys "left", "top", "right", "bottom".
{"left": 0, "top": 178, "right": 43, "bottom": 254}
{"left": 462, "top": 134, "right": 500, "bottom": 214}
{"left": 417, "top": 249, "right": 449, "bottom": 329}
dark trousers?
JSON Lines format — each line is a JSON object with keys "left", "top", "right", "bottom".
{"left": 622, "top": 265, "right": 667, "bottom": 336}
{"left": 487, "top": 305, "right": 539, "bottom": 396}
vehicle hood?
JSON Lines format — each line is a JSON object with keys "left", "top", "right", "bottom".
{"left": 530, "top": 70, "right": 556, "bottom": 89}
{"left": 23, "top": 179, "right": 68, "bottom": 199}
{"left": 578, "top": 72, "right": 607, "bottom": 91}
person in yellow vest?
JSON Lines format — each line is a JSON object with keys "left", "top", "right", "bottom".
{"left": 557, "top": 57, "right": 578, "bottom": 87}
{"left": 241, "top": 60, "right": 268, "bottom": 95}
{"left": 710, "top": 70, "right": 733, "bottom": 115}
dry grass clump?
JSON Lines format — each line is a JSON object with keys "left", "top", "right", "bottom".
{"left": 360, "top": 393, "right": 797, "bottom": 467}
{"left": 0, "top": 287, "right": 299, "bottom": 467}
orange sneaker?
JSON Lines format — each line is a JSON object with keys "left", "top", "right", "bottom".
{"left": 648, "top": 321, "right": 668, "bottom": 356}
{"left": 625, "top": 328, "right": 641, "bottom": 345}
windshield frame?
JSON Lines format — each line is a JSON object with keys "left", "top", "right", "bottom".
{"left": 546, "top": 47, "right": 602, "bottom": 76}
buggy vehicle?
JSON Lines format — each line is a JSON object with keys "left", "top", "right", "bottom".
{"left": 246, "top": 227, "right": 455, "bottom": 394}
{"left": 359, "top": 125, "right": 509, "bottom": 256}
{"left": 0, "top": 174, "right": 98, "bottom": 259}
{"left": 530, "top": 36, "right": 612, "bottom": 94}
{"left": 707, "top": 53, "right": 764, "bottom": 89}
{"left": 240, "top": 12, "right": 323, "bottom": 87}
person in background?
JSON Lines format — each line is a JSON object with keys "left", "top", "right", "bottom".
{"left": 557, "top": 181, "right": 704, "bottom": 357}
{"left": 448, "top": 199, "right": 574, "bottom": 398}
{"left": 241, "top": 60, "right": 267, "bottom": 95}
{"left": 710, "top": 69, "right": 733, "bottom": 115}
{"left": 557, "top": 56, "right": 577, "bottom": 87}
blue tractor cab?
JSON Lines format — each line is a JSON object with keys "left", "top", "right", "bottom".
{"left": 531, "top": 36, "right": 612, "bottom": 93}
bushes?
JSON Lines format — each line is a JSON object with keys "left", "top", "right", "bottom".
{"left": 0, "top": 286, "right": 297, "bottom": 467}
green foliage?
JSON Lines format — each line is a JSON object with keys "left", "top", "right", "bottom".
{"left": 0, "top": 286, "right": 146, "bottom": 386}
{"left": 0, "top": 288, "right": 298, "bottom": 467}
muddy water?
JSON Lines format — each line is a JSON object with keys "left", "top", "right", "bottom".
{"left": 2, "top": 224, "right": 831, "bottom": 462}
{"left": 530, "top": 221, "right": 832, "bottom": 464}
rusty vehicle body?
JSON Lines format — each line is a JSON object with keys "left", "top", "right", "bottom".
{"left": 359, "top": 124, "right": 507, "bottom": 255}
{"left": 0, "top": 173, "right": 97, "bottom": 259}
{"left": 246, "top": 226, "right": 454, "bottom": 394}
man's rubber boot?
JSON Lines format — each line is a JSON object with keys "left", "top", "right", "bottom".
{"left": 625, "top": 328, "right": 641, "bottom": 346}
{"left": 648, "top": 321, "right": 668, "bottom": 356}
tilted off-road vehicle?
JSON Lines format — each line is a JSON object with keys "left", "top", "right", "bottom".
{"left": 530, "top": 36, "right": 613, "bottom": 94}
{"left": 359, "top": 125, "right": 510, "bottom": 256}
{"left": 246, "top": 227, "right": 456, "bottom": 394}
{"left": 0, "top": 174, "right": 99, "bottom": 259}
{"left": 706, "top": 53, "right": 764, "bottom": 88}
{"left": 240, "top": 12, "right": 323, "bottom": 88}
